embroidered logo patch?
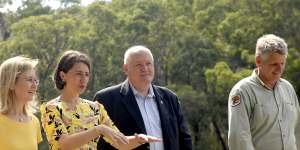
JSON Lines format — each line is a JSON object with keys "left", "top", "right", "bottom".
{"left": 231, "top": 95, "right": 241, "bottom": 107}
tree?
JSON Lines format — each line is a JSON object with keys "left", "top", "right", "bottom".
{"left": 205, "top": 61, "right": 251, "bottom": 149}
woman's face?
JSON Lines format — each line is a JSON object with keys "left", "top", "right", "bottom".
{"left": 14, "top": 69, "right": 38, "bottom": 103}
{"left": 60, "top": 62, "right": 90, "bottom": 95}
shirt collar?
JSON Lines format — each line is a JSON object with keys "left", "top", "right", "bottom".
{"left": 252, "top": 69, "right": 281, "bottom": 90}
{"left": 129, "top": 82, "right": 155, "bottom": 98}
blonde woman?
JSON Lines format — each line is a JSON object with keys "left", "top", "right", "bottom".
{"left": 40, "top": 50, "right": 160, "bottom": 150}
{"left": 0, "top": 56, "right": 42, "bottom": 150}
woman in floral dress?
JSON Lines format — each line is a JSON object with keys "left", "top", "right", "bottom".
{"left": 40, "top": 50, "right": 160, "bottom": 150}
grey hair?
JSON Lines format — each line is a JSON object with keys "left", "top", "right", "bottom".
{"left": 123, "top": 45, "right": 154, "bottom": 64}
{"left": 255, "top": 34, "right": 288, "bottom": 58}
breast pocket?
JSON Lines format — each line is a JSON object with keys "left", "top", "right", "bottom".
{"left": 284, "top": 101, "right": 297, "bottom": 123}
{"left": 250, "top": 104, "right": 266, "bottom": 127}
{"left": 251, "top": 102, "right": 277, "bottom": 127}
{"left": 261, "top": 102, "right": 278, "bottom": 119}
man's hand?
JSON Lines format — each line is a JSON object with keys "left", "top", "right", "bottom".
{"left": 134, "top": 133, "right": 162, "bottom": 145}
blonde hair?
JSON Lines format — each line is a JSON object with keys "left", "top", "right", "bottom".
{"left": 0, "top": 56, "right": 39, "bottom": 115}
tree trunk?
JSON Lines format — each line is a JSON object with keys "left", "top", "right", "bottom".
{"left": 212, "top": 120, "right": 228, "bottom": 150}
{"left": 0, "top": 12, "right": 10, "bottom": 40}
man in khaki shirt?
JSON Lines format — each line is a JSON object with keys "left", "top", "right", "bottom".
{"left": 228, "top": 34, "right": 300, "bottom": 150}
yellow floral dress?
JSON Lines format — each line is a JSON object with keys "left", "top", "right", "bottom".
{"left": 40, "top": 97, "right": 118, "bottom": 150}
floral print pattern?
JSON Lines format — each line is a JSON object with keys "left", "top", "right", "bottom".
{"left": 40, "top": 98, "right": 118, "bottom": 150}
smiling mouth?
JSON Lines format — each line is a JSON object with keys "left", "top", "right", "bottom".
{"left": 273, "top": 72, "right": 282, "bottom": 75}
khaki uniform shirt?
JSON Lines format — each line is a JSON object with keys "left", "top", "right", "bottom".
{"left": 228, "top": 70, "right": 300, "bottom": 150}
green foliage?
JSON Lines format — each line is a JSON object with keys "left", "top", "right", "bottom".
{"left": 205, "top": 61, "right": 251, "bottom": 96}
{"left": 16, "top": 0, "right": 51, "bottom": 19}
{"left": 0, "top": 0, "right": 12, "bottom": 7}
{"left": 168, "top": 84, "right": 209, "bottom": 148}
{"left": 199, "top": 123, "right": 223, "bottom": 150}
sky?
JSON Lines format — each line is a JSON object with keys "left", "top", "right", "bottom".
{"left": 0, "top": 0, "right": 97, "bottom": 12}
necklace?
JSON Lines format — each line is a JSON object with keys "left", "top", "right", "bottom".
{"left": 18, "top": 116, "right": 26, "bottom": 122}
{"left": 63, "top": 98, "right": 80, "bottom": 110}
{"left": 6, "top": 111, "right": 28, "bottom": 122}
{"left": 14, "top": 115, "right": 27, "bottom": 122}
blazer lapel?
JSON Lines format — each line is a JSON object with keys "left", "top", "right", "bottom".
{"left": 153, "top": 85, "right": 170, "bottom": 148}
{"left": 153, "top": 85, "right": 169, "bottom": 124}
{"left": 120, "top": 80, "right": 147, "bottom": 134}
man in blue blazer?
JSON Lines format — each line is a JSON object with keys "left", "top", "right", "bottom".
{"left": 94, "top": 45, "right": 192, "bottom": 150}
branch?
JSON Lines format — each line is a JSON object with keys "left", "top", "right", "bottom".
{"left": 0, "top": 12, "right": 10, "bottom": 40}
{"left": 212, "top": 120, "right": 228, "bottom": 150}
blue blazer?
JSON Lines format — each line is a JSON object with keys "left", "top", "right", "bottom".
{"left": 93, "top": 80, "right": 192, "bottom": 150}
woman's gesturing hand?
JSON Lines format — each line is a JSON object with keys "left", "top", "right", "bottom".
{"left": 96, "top": 124, "right": 129, "bottom": 147}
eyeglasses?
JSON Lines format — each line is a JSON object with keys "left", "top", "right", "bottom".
{"left": 25, "top": 78, "right": 39, "bottom": 85}
{"left": 17, "top": 77, "right": 39, "bottom": 85}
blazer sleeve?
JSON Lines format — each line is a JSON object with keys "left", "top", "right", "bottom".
{"left": 175, "top": 96, "right": 193, "bottom": 150}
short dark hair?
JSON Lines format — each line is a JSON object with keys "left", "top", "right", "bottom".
{"left": 54, "top": 50, "right": 91, "bottom": 90}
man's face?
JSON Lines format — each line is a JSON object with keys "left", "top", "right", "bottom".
{"left": 256, "top": 52, "right": 286, "bottom": 86}
{"left": 123, "top": 51, "right": 154, "bottom": 89}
